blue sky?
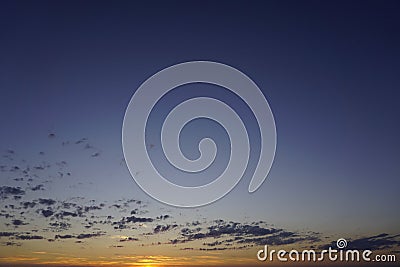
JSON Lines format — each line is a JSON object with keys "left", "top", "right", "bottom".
{"left": 0, "top": 0, "right": 399, "bottom": 266}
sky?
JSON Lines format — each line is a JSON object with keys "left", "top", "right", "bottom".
{"left": 0, "top": 0, "right": 400, "bottom": 266}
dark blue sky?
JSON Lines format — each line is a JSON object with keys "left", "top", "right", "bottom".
{"left": 0, "top": 1, "right": 400, "bottom": 261}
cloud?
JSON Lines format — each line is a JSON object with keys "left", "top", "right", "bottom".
{"left": 154, "top": 224, "right": 178, "bottom": 234}
{"left": 21, "top": 201, "right": 37, "bottom": 209}
{"left": 49, "top": 221, "right": 71, "bottom": 231}
{"left": 156, "top": 215, "right": 170, "bottom": 220}
{"left": 41, "top": 209, "right": 54, "bottom": 218}
{"left": 55, "top": 232, "right": 104, "bottom": 240}
{"left": 0, "top": 232, "right": 16, "bottom": 237}
{"left": 38, "top": 198, "right": 56, "bottom": 206}
{"left": 12, "top": 219, "right": 28, "bottom": 226}
{"left": 173, "top": 220, "right": 321, "bottom": 249}
{"left": 30, "top": 184, "right": 44, "bottom": 191}
{"left": 0, "top": 212, "right": 13, "bottom": 219}
{"left": 55, "top": 234, "right": 74, "bottom": 239}
{"left": 2, "top": 241, "right": 21, "bottom": 246}
{"left": 320, "top": 233, "right": 400, "bottom": 251}
{"left": 0, "top": 186, "right": 25, "bottom": 200}
{"left": 15, "top": 234, "right": 44, "bottom": 240}
{"left": 83, "top": 205, "right": 103, "bottom": 212}
{"left": 119, "top": 237, "right": 139, "bottom": 242}
{"left": 110, "top": 214, "right": 154, "bottom": 230}
{"left": 76, "top": 233, "right": 103, "bottom": 239}
{"left": 54, "top": 211, "right": 78, "bottom": 219}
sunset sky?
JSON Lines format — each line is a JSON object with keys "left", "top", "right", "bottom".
{"left": 1, "top": 0, "right": 399, "bottom": 266}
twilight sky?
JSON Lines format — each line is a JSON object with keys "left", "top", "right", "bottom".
{"left": 0, "top": 0, "right": 399, "bottom": 266}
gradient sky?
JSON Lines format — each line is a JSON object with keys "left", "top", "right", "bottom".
{"left": 1, "top": 0, "right": 399, "bottom": 266}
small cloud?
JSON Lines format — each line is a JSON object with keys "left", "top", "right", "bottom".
{"left": 12, "top": 219, "right": 28, "bottom": 226}
{"left": 15, "top": 234, "right": 44, "bottom": 240}
{"left": 3, "top": 241, "right": 21, "bottom": 246}
{"left": 0, "top": 232, "right": 16, "bottom": 237}
{"left": 41, "top": 209, "right": 54, "bottom": 218}
{"left": 76, "top": 232, "right": 104, "bottom": 239}
{"left": 30, "top": 184, "right": 45, "bottom": 191}
{"left": 154, "top": 224, "right": 178, "bottom": 234}
{"left": 0, "top": 186, "right": 25, "bottom": 200}
{"left": 119, "top": 237, "right": 139, "bottom": 242}
{"left": 91, "top": 152, "right": 100, "bottom": 157}
{"left": 38, "top": 198, "right": 56, "bottom": 206}
{"left": 55, "top": 234, "right": 74, "bottom": 239}
{"left": 21, "top": 201, "right": 37, "bottom": 209}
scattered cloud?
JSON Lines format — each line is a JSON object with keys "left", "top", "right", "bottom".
{"left": 320, "top": 233, "right": 400, "bottom": 251}
{"left": 0, "top": 186, "right": 25, "bottom": 200}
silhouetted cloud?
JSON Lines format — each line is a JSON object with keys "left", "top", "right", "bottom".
{"left": 30, "top": 184, "right": 44, "bottom": 191}
{"left": 2, "top": 241, "right": 21, "bottom": 246}
{"left": 173, "top": 220, "right": 321, "bottom": 249}
{"left": 12, "top": 219, "right": 27, "bottom": 226}
{"left": 15, "top": 234, "right": 44, "bottom": 240}
{"left": 55, "top": 232, "right": 104, "bottom": 240}
{"left": 41, "top": 209, "right": 54, "bottom": 218}
{"left": 49, "top": 221, "right": 71, "bottom": 231}
{"left": 21, "top": 201, "right": 36, "bottom": 209}
{"left": 38, "top": 198, "right": 56, "bottom": 206}
{"left": 55, "top": 211, "right": 78, "bottom": 219}
{"left": 0, "top": 186, "right": 25, "bottom": 200}
{"left": 154, "top": 224, "right": 178, "bottom": 234}
{"left": 0, "top": 232, "right": 16, "bottom": 237}
{"left": 320, "top": 233, "right": 400, "bottom": 251}
{"left": 119, "top": 237, "right": 139, "bottom": 242}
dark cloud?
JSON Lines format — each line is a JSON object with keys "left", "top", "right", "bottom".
{"left": 0, "top": 232, "right": 16, "bottom": 237}
{"left": 175, "top": 220, "right": 320, "bottom": 249}
{"left": 30, "top": 184, "right": 44, "bottom": 191}
{"left": 75, "top": 138, "right": 87, "bottom": 144}
{"left": 203, "top": 240, "right": 223, "bottom": 247}
{"left": 12, "top": 219, "right": 28, "bottom": 226}
{"left": 54, "top": 211, "right": 78, "bottom": 219}
{"left": 111, "top": 214, "right": 154, "bottom": 230}
{"left": 0, "top": 186, "right": 25, "bottom": 199}
{"left": 154, "top": 224, "right": 178, "bottom": 234}
{"left": 156, "top": 215, "right": 170, "bottom": 220}
{"left": 38, "top": 198, "right": 56, "bottom": 206}
{"left": 119, "top": 237, "right": 139, "bottom": 242}
{"left": 130, "top": 209, "right": 138, "bottom": 215}
{"left": 55, "top": 234, "right": 74, "bottom": 239}
{"left": 84, "top": 205, "right": 102, "bottom": 212}
{"left": 33, "top": 166, "right": 45, "bottom": 170}
{"left": 55, "top": 232, "right": 104, "bottom": 240}
{"left": 15, "top": 234, "right": 44, "bottom": 240}
{"left": 0, "top": 212, "right": 13, "bottom": 219}
{"left": 199, "top": 247, "right": 229, "bottom": 251}
{"left": 49, "top": 221, "right": 71, "bottom": 231}
{"left": 41, "top": 209, "right": 54, "bottom": 218}
{"left": 5, "top": 149, "right": 15, "bottom": 154}
{"left": 76, "top": 232, "right": 103, "bottom": 239}
{"left": 61, "top": 202, "right": 77, "bottom": 209}
{"left": 21, "top": 201, "right": 36, "bottom": 209}
{"left": 320, "top": 233, "right": 400, "bottom": 251}
{"left": 125, "top": 215, "right": 153, "bottom": 223}
{"left": 3, "top": 241, "right": 21, "bottom": 246}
